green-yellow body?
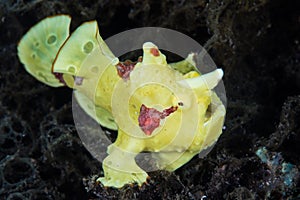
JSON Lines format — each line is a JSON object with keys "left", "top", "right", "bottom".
{"left": 17, "top": 15, "right": 226, "bottom": 188}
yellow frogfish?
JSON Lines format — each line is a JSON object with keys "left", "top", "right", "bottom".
{"left": 17, "top": 15, "right": 226, "bottom": 188}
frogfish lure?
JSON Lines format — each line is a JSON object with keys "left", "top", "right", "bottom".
{"left": 17, "top": 15, "right": 226, "bottom": 188}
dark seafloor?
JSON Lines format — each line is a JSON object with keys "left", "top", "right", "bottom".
{"left": 0, "top": 0, "right": 299, "bottom": 199}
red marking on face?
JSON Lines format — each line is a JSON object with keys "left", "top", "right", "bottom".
{"left": 116, "top": 60, "right": 136, "bottom": 80}
{"left": 150, "top": 48, "right": 160, "bottom": 57}
{"left": 138, "top": 104, "right": 178, "bottom": 136}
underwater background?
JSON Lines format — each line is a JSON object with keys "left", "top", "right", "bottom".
{"left": 0, "top": 0, "right": 299, "bottom": 199}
